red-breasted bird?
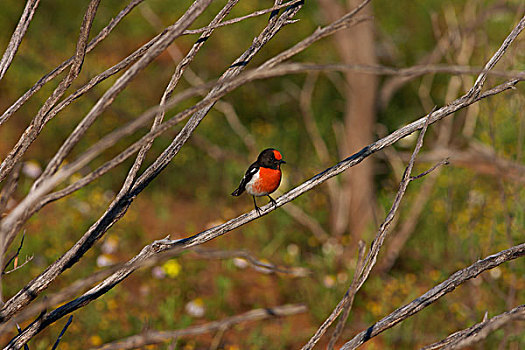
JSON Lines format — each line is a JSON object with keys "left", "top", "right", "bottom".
{"left": 231, "top": 148, "right": 286, "bottom": 214}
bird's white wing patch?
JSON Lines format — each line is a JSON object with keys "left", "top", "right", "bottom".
{"left": 245, "top": 169, "right": 260, "bottom": 196}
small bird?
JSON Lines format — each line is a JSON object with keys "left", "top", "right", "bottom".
{"left": 232, "top": 148, "right": 286, "bottom": 214}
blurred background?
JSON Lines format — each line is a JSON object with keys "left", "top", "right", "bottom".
{"left": 0, "top": 0, "right": 524, "bottom": 348}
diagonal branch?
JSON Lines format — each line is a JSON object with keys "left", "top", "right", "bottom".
{"left": 0, "top": 0, "right": 101, "bottom": 184}
{"left": 120, "top": 0, "right": 241, "bottom": 195}
{"left": 300, "top": 106, "right": 436, "bottom": 350}
{"left": 421, "top": 304, "right": 525, "bottom": 350}
{"left": 0, "top": 0, "right": 146, "bottom": 127}
{"left": 1, "top": 8, "right": 523, "bottom": 342}
{"left": 92, "top": 304, "right": 307, "bottom": 350}
{"left": 0, "top": 0, "right": 214, "bottom": 328}
{"left": 31, "top": 0, "right": 213, "bottom": 189}
{"left": 0, "top": 0, "right": 304, "bottom": 331}
{"left": 0, "top": 0, "right": 40, "bottom": 81}
{"left": 340, "top": 244, "right": 525, "bottom": 349}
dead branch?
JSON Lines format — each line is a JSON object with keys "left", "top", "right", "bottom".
{"left": 0, "top": 2, "right": 306, "bottom": 343}
{"left": 339, "top": 243, "right": 525, "bottom": 349}
{"left": 192, "top": 247, "right": 310, "bottom": 277}
{"left": 300, "top": 106, "right": 436, "bottom": 350}
{"left": 3, "top": 69, "right": 521, "bottom": 341}
{"left": 50, "top": 315, "right": 73, "bottom": 350}
{"left": 0, "top": 0, "right": 41, "bottom": 81}
{"left": 120, "top": 0, "right": 241, "bottom": 198}
{"left": 0, "top": 0, "right": 101, "bottom": 184}
{"left": 0, "top": 0, "right": 215, "bottom": 332}
{"left": 0, "top": 0, "right": 146, "bottom": 126}
{"left": 326, "top": 241, "right": 366, "bottom": 350}
{"left": 421, "top": 304, "right": 525, "bottom": 350}
{"left": 183, "top": 0, "right": 304, "bottom": 35}
{"left": 92, "top": 304, "right": 307, "bottom": 350}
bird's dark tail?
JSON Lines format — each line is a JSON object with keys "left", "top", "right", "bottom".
{"left": 231, "top": 187, "right": 244, "bottom": 196}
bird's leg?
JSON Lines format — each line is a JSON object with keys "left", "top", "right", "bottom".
{"left": 267, "top": 195, "right": 277, "bottom": 207}
{"left": 253, "top": 196, "right": 262, "bottom": 215}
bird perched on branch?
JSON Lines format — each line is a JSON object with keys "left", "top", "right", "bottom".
{"left": 232, "top": 148, "right": 286, "bottom": 215}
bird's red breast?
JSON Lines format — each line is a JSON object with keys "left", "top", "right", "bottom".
{"left": 251, "top": 167, "right": 282, "bottom": 195}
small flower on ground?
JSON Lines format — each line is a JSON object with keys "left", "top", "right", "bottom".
{"left": 233, "top": 257, "right": 248, "bottom": 269}
{"left": 185, "top": 298, "right": 205, "bottom": 318}
{"left": 101, "top": 237, "right": 118, "bottom": 254}
{"left": 96, "top": 254, "right": 115, "bottom": 267}
{"left": 152, "top": 266, "right": 166, "bottom": 279}
{"left": 22, "top": 161, "right": 42, "bottom": 179}
{"left": 162, "top": 259, "right": 181, "bottom": 278}
{"left": 323, "top": 275, "right": 336, "bottom": 288}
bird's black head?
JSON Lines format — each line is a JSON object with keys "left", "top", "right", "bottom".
{"left": 257, "top": 148, "right": 286, "bottom": 169}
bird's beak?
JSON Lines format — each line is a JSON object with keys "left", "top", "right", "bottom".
{"left": 280, "top": 160, "right": 286, "bottom": 164}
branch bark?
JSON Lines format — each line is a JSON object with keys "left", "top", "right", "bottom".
{"left": 0, "top": 0, "right": 40, "bottom": 82}
{"left": 93, "top": 304, "right": 307, "bottom": 350}
{"left": 340, "top": 243, "right": 525, "bottom": 349}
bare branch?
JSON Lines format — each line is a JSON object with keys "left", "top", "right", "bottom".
{"left": 0, "top": 265, "right": 121, "bottom": 335}
{"left": 326, "top": 241, "right": 366, "bottom": 350}
{"left": 301, "top": 107, "right": 436, "bottom": 350}
{"left": 31, "top": 0, "right": 212, "bottom": 189}
{"left": 0, "top": 0, "right": 40, "bottom": 80}
{"left": 421, "top": 304, "right": 525, "bottom": 350}
{"left": 129, "top": 1, "right": 306, "bottom": 196}
{"left": 0, "top": 0, "right": 305, "bottom": 335}
{"left": 50, "top": 315, "right": 73, "bottom": 350}
{"left": 0, "top": 0, "right": 101, "bottom": 184}
{"left": 0, "top": 0, "right": 215, "bottom": 329}
{"left": 466, "top": 15, "right": 525, "bottom": 98}
{"left": 0, "top": 0, "right": 146, "bottom": 126}
{"left": 121, "top": 0, "right": 241, "bottom": 195}
{"left": 192, "top": 247, "right": 310, "bottom": 276}
{"left": 1, "top": 9, "right": 523, "bottom": 347}
{"left": 92, "top": 304, "right": 307, "bottom": 350}
{"left": 411, "top": 158, "right": 450, "bottom": 180}
{"left": 0, "top": 0, "right": 41, "bottom": 81}
{"left": 340, "top": 244, "right": 525, "bottom": 349}
{"left": 183, "top": 0, "right": 304, "bottom": 34}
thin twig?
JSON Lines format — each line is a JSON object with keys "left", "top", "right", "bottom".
{"left": 192, "top": 247, "right": 310, "bottom": 276}
{"left": 50, "top": 315, "right": 73, "bottom": 350}
{"left": 2, "top": 233, "right": 26, "bottom": 274}
{"left": 92, "top": 304, "right": 307, "bottom": 350}
{"left": 183, "top": 0, "right": 304, "bottom": 34}
{"left": 411, "top": 158, "right": 450, "bottom": 180}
